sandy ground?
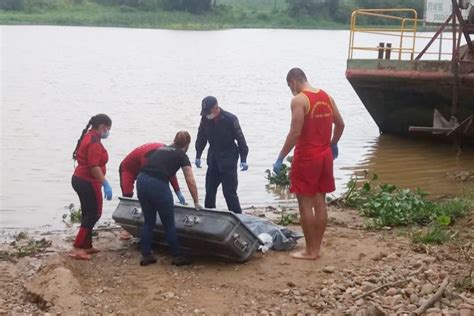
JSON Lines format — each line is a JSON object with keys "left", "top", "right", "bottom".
{"left": 1, "top": 207, "right": 474, "bottom": 315}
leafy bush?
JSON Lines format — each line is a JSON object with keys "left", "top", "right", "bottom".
{"left": 278, "top": 207, "right": 298, "bottom": 226}
{"left": 343, "top": 173, "right": 471, "bottom": 229}
{"left": 265, "top": 164, "right": 290, "bottom": 186}
{"left": 412, "top": 224, "right": 453, "bottom": 245}
{"left": 265, "top": 156, "right": 293, "bottom": 187}
{"left": 412, "top": 215, "right": 455, "bottom": 245}
{"left": 63, "top": 203, "right": 82, "bottom": 224}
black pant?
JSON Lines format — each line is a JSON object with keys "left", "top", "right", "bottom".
{"left": 71, "top": 176, "right": 102, "bottom": 248}
{"left": 205, "top": 164, "right": 241, "bottom": 214}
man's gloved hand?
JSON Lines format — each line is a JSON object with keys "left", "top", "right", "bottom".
{"left": 176, "top": 191, "right": 186, "bottom": 205}
{"left": 195, "top": 158, "right": 201, "bottom": 168}
{"left": 240, "top": 162, "right": 248, "bottom": 171}
{"left": 273, "top": 157, "right": 284, "bottom": 174}
{"left": 194, "top": 202, "right": 203, "bottom": 211}
{"left": 331, "top": 143, "right": 339, "bottom": 160}
{"left": 102, "top": 180, "right": 113, "bottom": 201}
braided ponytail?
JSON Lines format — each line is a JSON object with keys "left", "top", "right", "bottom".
{"left": 72, "top": 113, "right": 112, "bottom": 161}
{"left": 72, "top": 117, "right": 93, "bottom": 160}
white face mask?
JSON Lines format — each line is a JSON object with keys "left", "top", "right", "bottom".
{"left": 206, "top": 113, "right": 216, "bottom": 120}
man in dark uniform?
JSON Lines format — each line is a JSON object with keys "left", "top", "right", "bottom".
{"left": 195, "top": 96, "right": 249, "bottom": 214}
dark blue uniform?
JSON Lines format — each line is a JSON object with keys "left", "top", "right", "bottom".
{"left": 196, "top": 110, "right": 248, "bottom": 213}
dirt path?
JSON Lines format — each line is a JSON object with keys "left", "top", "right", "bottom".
{"left": 1, "top": 207, "right": 474, "bottom": 315}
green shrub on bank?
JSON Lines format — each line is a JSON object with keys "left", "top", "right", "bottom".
{"left": 265, "top": 156, "right": 292, "bottom": 187}
{"left": 63, "top": 203, "right": 82, "bottom": 224}
{"left": 343, "top": 173, "right": 471, "bottom": 230}
{"left": 412, "top": 225, "right": 452, "bottom": 244}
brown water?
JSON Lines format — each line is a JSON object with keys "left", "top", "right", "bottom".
{"left": 350, "top": 135, "right": 474, "bottom": 198}
{"left": 1, "top": 26, "right": 472, "bottom": 231}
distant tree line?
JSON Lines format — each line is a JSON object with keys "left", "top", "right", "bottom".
{"left": 1, "top": 0, "right": 425, "bottom": 22}
{"left": 0, "top": 0, "right": 212, "bottom": 13}
{"left": 286, "top": 0, "right": 424, "bottom": 23}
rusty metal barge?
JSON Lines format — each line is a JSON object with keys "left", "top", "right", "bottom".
{"left": 346, "top": 1, "right": 474, "bottom": 141}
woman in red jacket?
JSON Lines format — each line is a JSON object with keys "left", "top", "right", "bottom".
{"left": 70, "top": 114, "right": 113, "bottom": 260}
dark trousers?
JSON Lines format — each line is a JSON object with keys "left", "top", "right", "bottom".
{"left": 205, "top": 165, "right": 242, "bottom": 214}
{"left": 136, "top": 173, "right": 180, "bottom": 257}
{"left": 71, "top": 176, "right": 102, "bottom": 249}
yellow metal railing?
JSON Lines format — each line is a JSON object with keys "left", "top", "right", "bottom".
{"left": 348, "top": 9, "right": 419, "bottom": 60}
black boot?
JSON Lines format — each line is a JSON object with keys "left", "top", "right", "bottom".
{"left": 140, "top": 254, "right": 157, "bottom": 266}
{"left": 172, "top": 255, "right": 193, "bottom": 266}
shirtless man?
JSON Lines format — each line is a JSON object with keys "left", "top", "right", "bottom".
{"left": 273, "top": 68, "right": 345, "bottom": 260}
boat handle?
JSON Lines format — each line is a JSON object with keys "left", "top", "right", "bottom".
{"left": 131, "top": 207, "right": 142, "bottom": 218}
{"left": 184, "top": 215, "right": 201, "bottom": 227}
{"left": 232, "top": 233, "right": 249, "bottom": 252}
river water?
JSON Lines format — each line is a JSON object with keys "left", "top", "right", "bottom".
{"left": 1, "top": 26, "right": 473, "bottom": 231}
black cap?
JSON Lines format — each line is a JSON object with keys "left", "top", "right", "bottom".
{"left": 200, "top": 96, "right": 218, "bottom": 116}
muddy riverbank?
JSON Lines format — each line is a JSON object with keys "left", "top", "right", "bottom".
{"left": 1, "top": 206, "right": 474, "bottom": 315}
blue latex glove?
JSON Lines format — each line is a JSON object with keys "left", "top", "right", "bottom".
{"left": 102, "top": 180, "right": 113, "bottom": 201}
{"left": 176, "top": 191, "right": 186, "bottom": 205}
{"left": 195, "top": 158, "right": 201, "bottom": 168}
{"left": 240, "top": 162, "right": 248, "bottom": 171}
{"left": 331, "top": 143, "right": 339, "bottom": 160}
{"left": 273, "top": 157, "right": 284, "bottom": 174}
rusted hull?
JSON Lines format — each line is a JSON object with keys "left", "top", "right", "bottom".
{"left": 346, "top": 59, "right": 474, "bottom": 140}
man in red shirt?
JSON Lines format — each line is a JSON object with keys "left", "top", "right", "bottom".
{"left": 273, "top": 68, "right": 345, "bottom": 260}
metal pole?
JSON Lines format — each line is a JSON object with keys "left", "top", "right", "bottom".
{"left": 439, "top": 31, "right": 443, "bottom": 60}
{"left": 423, "top": 0, "right": 427, "bottom": 29}
{"left": 451, "top": 0, "right": 459, "bottom": 119}
{"left": 399, "top": 18, "right": 405, "bottom": 60}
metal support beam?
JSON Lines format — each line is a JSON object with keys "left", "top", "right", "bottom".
{"left": 415, "top": 14, "right": 452, "bottom": 60}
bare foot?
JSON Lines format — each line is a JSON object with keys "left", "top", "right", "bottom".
{"left": 119, "top": 230, "right": 131, "bottom": 241}
{"left": 68, "top": 249, "right": 91, "bottom": 261}
{"left": 290, "top": 249, "right": 320, "bottom": 260}
{"left": 84, "top": 247, "right": 100, "bottom": 254}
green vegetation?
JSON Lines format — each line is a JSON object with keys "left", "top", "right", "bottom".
{"left": 340, "top": 173, "right": 473, "bottom": 245}
{"left": 343, "top": 174, "right": 471, "bottom": 230}
{"left": 12, "top": 238, "right": 52, "bottom": 258}
{"left": 63, "top": 203, "right": 82, "bottom": 224}
{"left": 411, "top": 223, "right": 454, "bottom": 245}
{"left": 265, "top": 156, "right": 293, "bottom": 187}
{"left": 0, "top": 0, "right": 426, "bottom": 30}
{"left": 14, "top": 231, "right": 29, "bottom": 241}
{"left": 453, "top": 242, "right": 474, "bottom": 293}
{"left": 278, "top": 207, "right": 298, "bottom": 226}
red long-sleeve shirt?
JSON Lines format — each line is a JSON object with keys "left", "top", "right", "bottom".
{"left": 73, "top": 130, "right": 108, "bottom": 183}
{"left": 120, "top": 143, "right": 180, "bottom": 192}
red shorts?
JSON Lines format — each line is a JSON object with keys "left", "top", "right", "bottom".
{"left": 290, "top": 151, "right": 335, "bottom": 195}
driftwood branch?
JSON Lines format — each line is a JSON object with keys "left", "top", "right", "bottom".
{"left": 353, "top": 278, "right": 412, "bottom": 301}
{"left": 414, "top": 277, "right": 449, "bottom": 315}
